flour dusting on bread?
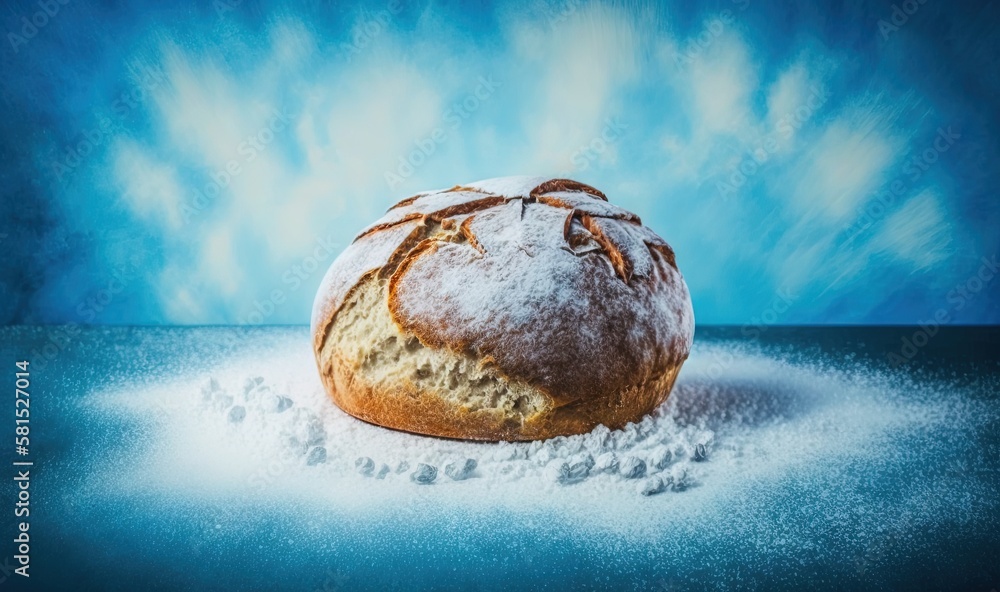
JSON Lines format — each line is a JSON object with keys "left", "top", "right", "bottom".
{"left": 311, "top": 177, "right": 694, "bottom": 440}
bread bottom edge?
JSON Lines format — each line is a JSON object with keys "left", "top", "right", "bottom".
{"left": 320, "top": 363, "right": 684, "bottom": 442}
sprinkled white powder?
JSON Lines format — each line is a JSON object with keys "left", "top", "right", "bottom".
{"left": 91, "top": 332, "right": 993, "bottom": 542}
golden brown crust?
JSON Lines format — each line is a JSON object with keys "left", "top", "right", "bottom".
{"left": 579, "top": 214, "right": 633, "bottom": 282}
{"left": 376, "top": 222, "right": 432, "bottom": 280}
{"left": 317, "top": 342, "right": 683, "bottom": 441}
{"left": 387, "top": 239, "right": 688, "bottom": 409}
{"left": 310, "top": 220, "right": 422, "bottom": 356}
{"left": 428, "top": 196, "right": 508, "bottom": 221}
{"left": 386, "top": 194, "right": 421, "bottom": 211}
{"left": 459, "top": 215, "right": 486, "bottom": 255}
{"left": 530, "top": 178, "right": 608, "bottom": 201}
{"left": 354, "top": 212, "right": 425, "bottom": 241}
{"left": 311, "top": 177, "right": 694, "bottom": 441}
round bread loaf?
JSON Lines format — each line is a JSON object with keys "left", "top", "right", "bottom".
{"left": 311, "top": 176, "right": 694, "bottom": 441}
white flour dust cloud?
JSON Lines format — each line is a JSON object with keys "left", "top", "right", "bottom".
{"left": 91, "top": 333, "right": 994, "bottom": 541}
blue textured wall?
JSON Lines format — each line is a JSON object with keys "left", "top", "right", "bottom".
{"left": 1, "top": 0, "right": 997, "bottom": 325}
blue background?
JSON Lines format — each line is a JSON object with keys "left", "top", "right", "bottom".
{"left": 1, "top": 0, "right": 998, "bottom": 326}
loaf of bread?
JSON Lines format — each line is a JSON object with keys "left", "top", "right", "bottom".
{"left": 311, "top": 176, "right": 694, "bottom": 441}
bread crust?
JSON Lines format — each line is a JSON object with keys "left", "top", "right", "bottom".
{"left": 311, "top": 177, "right": 694, "bottom": 441}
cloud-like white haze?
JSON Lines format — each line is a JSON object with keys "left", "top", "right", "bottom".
{"left": 54, "top": 0, "right": 974, "bottom": 325}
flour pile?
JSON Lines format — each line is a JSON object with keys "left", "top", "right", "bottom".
{"left": 180, "top": 367, "right": 714, "bottom": 498}
{"left": 91, "top": 331, "right": 994, "bottom": 542}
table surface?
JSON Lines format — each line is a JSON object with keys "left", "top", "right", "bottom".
{"left": 1, "top": 325, "right": 997, "bottom": 591}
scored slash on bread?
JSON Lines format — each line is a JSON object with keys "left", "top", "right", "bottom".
{"left": 320, "top": 177, "right": 675, "bottom": 338}
{"left": 313, "top": 177, "right": 676, "bottom": 357}
{"left": 311, "top": 176, "right": 694, "bottom": 441}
